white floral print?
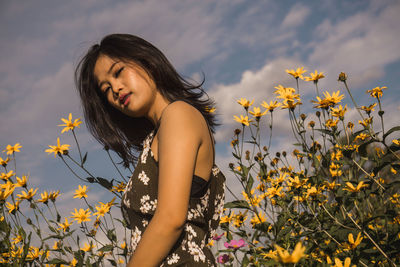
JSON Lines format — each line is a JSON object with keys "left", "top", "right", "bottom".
{"left": 130, "top": 226, "right": 142, "bottom": 251}
{"left": 138, "top": 170, "right": 149, "bottom": 185}
{"left": 166, "top": 253, "right": 180, "bottom": 265}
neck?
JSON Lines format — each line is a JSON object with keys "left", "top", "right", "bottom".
{"left": 147, "top": 94, "right": 170, "bottom": 127}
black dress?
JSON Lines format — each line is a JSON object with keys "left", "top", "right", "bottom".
{"left": 121, "top": 127, "right": 226, "bottom": 266}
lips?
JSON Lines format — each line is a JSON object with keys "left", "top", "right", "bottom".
{"left": 119, "top": 93, "right": 132, "bottom": 106}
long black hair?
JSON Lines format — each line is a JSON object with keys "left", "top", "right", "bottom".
{"left": 75, "top": 34, "right": 217, "bottom": 167}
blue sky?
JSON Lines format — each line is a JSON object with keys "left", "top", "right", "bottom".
{"left": 1, "top": 0, "right": 400, "bottom": 210}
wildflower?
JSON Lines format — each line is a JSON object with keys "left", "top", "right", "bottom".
{"left": 120, "top": 241, "right": 127, "bottom": 249}
{"left": 354, "top": 133, "right": 369, "bottom": 141}
{"left": 71, "top": 258, "right": 78, "bottom": 266}
{"left": 393, "top": 140, "right": 400, "bottom": 146}
{"left": 312, "top": 91, "right": 344, "bottom": 109}
{"left": 73, "top": 185, "right": 88, "bottom": 199}
{"left": 0, "top": 156, "right": 10, "bottom": 166}
{"left": 344, "top": 232, "right": 363, "bottom": 250}
{"left": 71, "top": 208, "right": 91, "bottom": 223}
{"left": 6, "top": 201, "right": 20, "bottom": 214}
{"left": 15, "top": 175, "right": 28, "bottom": 187}
{"left": 37, "top": 191, "right": 51, "bottom": 204}
{"left": 261, "top": 100, "right": 281, "bottom": 112}
{"left": 232, "top": 211, "right": 247, "bottom": 228}
{"left": 344, "top": 181, "right": 368, "bottom": 193}
{"left": 367, "top": 86, "right": 387, "bottom": 99}
{"left": 237, "top": 98, "right": 254, "bottom": 109}
{"left": 27, "top": 246, "right": 40, "bottom": 260}
{"left": 220, "top": 212, "right": 234, "bottom": 224}
{"left": 49, "top": 190, "right": 60, "bottom": 201}
{"left": 331, "top": 149, "right": 343, "bottom": 161}
{"left": 204, "top": 106, "right": 216, "bottom": 113}
{"left": 58, "top": 217, "right": 72, "bottom": 232}
{"left": 93, "top": 202, "right": 111, "bottom": 218}
{"left": 212, "top": 233, "right": 224, "bottom": 241}
{"left": 331, "top": 104, "right": 347, "bottom": 119}
{"left": 329, "top": 162, "right": 342, "bottom": 177}
{"left": 286, "top": 67, "right": 307, "bottom": 79}
{"left": 81, "top": 242, "right": 94, "bottom": 252}
{"left": 359, "top": 117, "right": 372, "bottom": 128}
{"left": 249, "top": 107, "right": 267, "bottom": 120}
{"left": 325, "top": 119, "right": 339, "bottom": 129}
{"left": 305, "top": 186, "right": 319, "bottom": 198}
{"left": 304, "top": 70, "right": 325, "bottom": 83}
{"left": 250, "top": 212, "right": 266, "bottom": 227}
{"left": 0, "top": 182, "right": 15, "bottom": 201}
{"left": 45, "top": 138, "right": 70, "bottom": 157}
{"left": 217, "top": 254, "right": 230, "bottom": 264}
{"left": 3, "top": 143, "right": 22, "bottom": 155}
{"left": 53, "top": 241, "right": 61, "bottom": 250}
{"left": 12, "top": 235, "right": 23, "bottom": 244}
{"left": 274, "top": 85, "right": 300, "bottom": 102}
{"left": 274, "top": 242, "right": 306, "bottom": 263}
{"left": 308, "top": 121, "right": 315, "bottom": 128}
{"left": 1, "top": 170, "right": 15, "bottom": 181}
{"left": 243, "top": 189, "right": 263, "bottom": 206}
{"left": 338, "top": 72, "right": 347, "bottom": 82}
{"left": 230, "top": 139, "right": 238, "bottom": 147}
{"left": 17, "top": 188, "right": 38, "bottom": 201}
{"left": 233, "top": 115, "right": 252, "bottom": 126}
{"left": 347, "top": 122, "right": 354, "bottom": 131}
{"left": 334, "top": 257, "right": 356, "bottom": 267}
{"left": 224, "top": 239, "right": 246, "bottom": 249}
{"left": 58, "top": 113, "right": 82, "bottom": 133}
{"left": 360, "top": 103, "right": 377, "bottom": 115}
{"left": 112, "top": 181, "right": 126, "bottom": 192}
{"left": 281, "top": 99, "right": 302, "bottom": 110}
{"left": 325, "top": 181, "right": 340, "bottom": 190}
{"left": 287, "top": 176, "right": 307, "bottom": 189}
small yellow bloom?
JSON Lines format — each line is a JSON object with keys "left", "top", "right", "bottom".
{"left": 360, "top": 103, "right": 377, "bottom": 114}
{"left": 204, "top": 106, "right": 216, "bottom": 113}
{"left": 58, "top": 113, "right": 82, "bottom": 133}
{"left": 6, "top": 201, "right": 20, "bottom": 214}
{"left": 45, "top": 138, "right": 70, "bottom": 157}
{"left": 344, "top": 181, "right": 368, "bottom": 193}
{"left": 12, "top": 235, "right": 23, "bottom": 244}
{"left": 16, "top": 175, "right": 28, "bottom": 187}
{"left": 366, "top": 86, "right": 387, "bottom": 98}
{"left": 393, "top": 140, "right": 400, "bottom": 146}
{"left": 58, "top": 217, "right": 72, "bottom": 232}
{"left": 81, "top": 242, "right": 94, "bottom": 252}
{"left": 27, "top": 246, "right": 40, "bottom": 260}
{"left": 237, "top": 98, "right": 254, "bottom": 109}
{"left": 325, "top": 119, "right": 339, "bottom": 129}
{"left": 120, "top": 241, "right": 126, "bottom": 250}
{"left": 232, "top": 211, "right": 248, "bottom": 228}
{"left": 17, "top": 188, "right": 38, "bottom": 201}
{"left": 334, "top": 257, "right": 356, "bottom": 267}
{"left": 49, "top": 190, "right": 60, "bottom": 201}
{"left": 249, "top": 107, "right": 267, "bottom": 119}
{"left": 3, "top": 143, "right": 22, "bottom": 155}
{"left": 37, "top": 191, "right": 51, "bottom": 204}
{"left": 234, "top": 115, "right": 253, "bottom": 126}
{"left": 304, "top": 70, "right": 325, "bottom": 83}
{"left": 93, "top": 202, "right": 111, "bottom": 218}
{"left": 1, "top": 170, "right": 15, "bottom": 181}
{"left": 53, "top": 241, "right": 61, "bottom": 250}
{"left": 274, "top": 242, "right": 306, "bottom": 263}
{"left": 331, "top": 104, "right": 347, "bottom": 119}
{"left": 354, "top": 133, "right": 369, "bottom": 141}
{"left": 71, "top": 258, "right": 78, "bottom": 266}
{"left": 312, "top": 91, "right": 344, "bottom": 109}
{"left": 71, "top": 208, "right": 91, "bottom": 223}
{"left": 220, "top": 212, "right": 234, "bottom": 224}
{"left": 112, "top": 181, "right": 126, "bottom": 192}
{"left": 0, "top": 181, "right": 15, "bottom": 201}
{"left": 286, "top": 67, "right": 307, "bottom": 79}
{"left": 261, "top": 100, "right": 281, "bottom": 112}
{"left": 73, "top": 185, "right": 88, "bottom": 199}
{"left": 0, "top": 156, "right": 10, "bottom": 166}
{"left": 329, "top": 162, "right": 342, "bottom": 177}
{"left": 250, "top": 212, "right": 266, "bottom": 227}
{"left": 359, "top": 117, "right": 372, "bottom": 128}
{"left": 346, "top": 232, "right": 363, "bottom": 249}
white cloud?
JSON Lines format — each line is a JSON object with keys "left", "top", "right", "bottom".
{"left": 281, "top": 4, "right": 310, "bottom": 29}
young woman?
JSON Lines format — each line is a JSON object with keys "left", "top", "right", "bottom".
{"left": 75, "top": 34, "right": 225, "bottom": 266}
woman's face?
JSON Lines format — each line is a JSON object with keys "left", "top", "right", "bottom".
{"left": 94, "top": 54, "right": 158, "bottom": 118}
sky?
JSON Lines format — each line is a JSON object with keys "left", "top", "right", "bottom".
{"left": 1, "top": 0, "right": 400, "bottom": 215}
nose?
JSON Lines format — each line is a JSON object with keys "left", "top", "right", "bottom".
{"left": 111, "top": 82, "right": 122, "bottom": 97}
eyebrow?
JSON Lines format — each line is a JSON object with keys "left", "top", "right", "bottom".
{"left": 98, "top": 61, "right": 119, "bottom": 89}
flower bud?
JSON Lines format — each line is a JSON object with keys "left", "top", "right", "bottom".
{"left": 229, "top": 163, "right": 234, "bottom": 169}
{"left": 245, "top": 150, "right": 250, "bottom": 160}
{"left": 338, "top": 72, "right": 347, "bottom": 82}
{"left": 276, "top": 152, "right": 281, "bottom": 158}
{"left": 300, "top": 114, "right": 307, "bottom": 121}
{"left": 234, "top": 129, "right": 241, "bottom": 135}
{"left": 282, "top": 151, "right": 287, "bottom": 157}
{"left": 263, "top": 146, "right": 268, "bottom": 152}
{"left": 309, "top": 121, "right": 315, "bottom": 128}
{"left": 316, "top": 111, "right": 321, "bottom": 118}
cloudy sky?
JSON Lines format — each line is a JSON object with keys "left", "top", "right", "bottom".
{"left": 1, "top": 0, "right": 400, "bottom": 210}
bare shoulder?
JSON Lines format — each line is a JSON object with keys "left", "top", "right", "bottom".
{"left": 160, "top": 101, "right": 205, "bottom": 133}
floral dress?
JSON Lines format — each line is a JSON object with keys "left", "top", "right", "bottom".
{"left": 121, "top": 129, "right": 226, "bottom": 266}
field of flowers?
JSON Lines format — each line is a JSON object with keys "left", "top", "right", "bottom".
{"left": 1, "top": 68, "right": 399, "bottom": 266}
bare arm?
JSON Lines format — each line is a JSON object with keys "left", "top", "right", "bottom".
{"left": 127, "top": 102, "right": 202, "bottom": 267}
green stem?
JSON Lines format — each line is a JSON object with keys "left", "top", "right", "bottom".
{"left": 72, "top": 130, "right": 83, "bottom": 165}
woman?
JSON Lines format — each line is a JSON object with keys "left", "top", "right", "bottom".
{"left": 75, "top": 34, "right": 225, "bottom": 266}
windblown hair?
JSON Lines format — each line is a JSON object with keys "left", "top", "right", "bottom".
{"left": 75, "top": 34, "right": 217, "bottom": 167}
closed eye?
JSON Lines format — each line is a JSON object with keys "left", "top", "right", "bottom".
{"left": 114, "top": 67, "right": 124, "bottom": 78}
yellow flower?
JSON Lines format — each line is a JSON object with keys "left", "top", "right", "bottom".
{"left": 367, "top": 86, "right": 387, "bottom": 98}
{"left": 393, "top": 140, "right": 400, "bottom": 146}
{"left": 354, "top": 133, "right": 369, "bottom": 141}
{"left": 71, "top": 208, "right": 91, "bottom": 223}
{"left": 312, "top": 91, "right": 344, "bottom": 109}
{"left": 358, "top": 117, "right": 372, "bottom": 128}
{"left": 17, "top": 188, "right": 38, "bottom": 201}
{"left": 204, "top": 106, "right": 216, "bottom": 113}
{"left": 329, "top": 162, "right": 342, "bottom": 177}
{"left": 347, "top": 122, "right": 354, "bottom": 131}
{"left": 120, "top": 241, "right": 126, "bottom": 250}
{"left": 16, "top": 175, "right": 28, "bottom": 187}
{"left": 73, "top": 185, "right": 88, "bottom": 199}
{"left": 331, "top": 104, "right": 347, "bottom": 119}
{"left": 261, "top": 100, "right": 281, "bottom": 112}
{"left": 264, "top": 186, "right": 284, "bottom": 199}
{"left": 0, "top": 156, "right": 10, "bottom": 166}
{"left": 1, "top": 170, "right": 15, "bottom": 181}
{"left": 27, "top": 246, "right": 40, "bottom": 260}
{"left": 287, "top": 176, "right": 307, "bottom": 189}
{"left": 234, "top": 115, "right": 252, "bottom": 126}
{"left": 53, "top": 241, "right": 61, "bottom": 250}
{"left": 325, "top": 119, "right": 339, "bottom": 129}
{"left": 334, "top": 257, "right": 356, "bottom": 267}
{"left": 325, "top": 181, "right": 340, "bottom": 190}
{"left": 37, "top": 191, "right": 51, "bottom": 204}
{"left": 305, "top": 186, "right": 319, "bottom": 198}
{"left": 12, "top": 235, "right": 23, "bottom": 244}
{"left": 346, "top": 232, "right": 363, "bottom": 250}
{"left": 45, "top": 138, "right": 70, "bottom": 157}
{"left": 286, "top": 67, "right": 307, "bottom": 79}
{"left": 81, "top": 242, "right": 94, "bottom": 252}
{"left": 281, "top": 99, "right": 302, "bottom": 110}
{"left": 71, "top": 258, "right": 78, "bottom": 266}
{"left": 344, "top": 181, "right": 368, "bottom": 193}
{"left": 249, "top": 107, "right": 267, "bottom": 119}
{"left": 220, "top": 212, "right": 234, "bottom": 224}
{"left": 274, "top": 242, "right": 306, "bottom": 263}
{"left": 58, "top": 113, "right": 82, "bottom": 133}
{"left": 232, "top": 211, "right": 247, "bottom": 228}
{"left": 112, "top": 181, "right": 126, "bottom": 192}
{"left": 58, "top": 217, "right": 72, "bottom": 232}
{"left": 6, "top": 201, "right": 20, "bottom": 214}
{"left": 250, "top": 212, "right": 266, "bottom": 227}
{"left": 304, "top": 70, "right": 325, "bottom": 83}
{"left": 3, "top": 143, "right": 22, "bottom": 155}
{"left": 0, "top": 181, "right": 15, "bottom": 201}
{"left": 274, "top": 85, "right": 300, "bottom": 102}
{"left": 237, "top": 98, "right": 254, "bottom": 109}
{"left": 93, "top": 202, "right": 111, "bottom": 218}
{"left": 360, "top": 103, "right": 377, "bottom": 114}
{"left": 49, "top": 190, "right": 60, "bottom": 201}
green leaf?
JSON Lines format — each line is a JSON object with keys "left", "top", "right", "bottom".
{"left": 96, "top": 177, "right": 114, "bottom": 191}
{"left": 99, "top": 244, "right": 114, "bottom": 252}
{"left": 107, "top": 259, "right": 117, "bottom": 266}
{"left": 82, "top": 152, "right": 88, "bottom": 165}
{"left": 232, "top": 152, "right": 241, "bottom": 160}
{"left": 383, "top": 126, "right": 400, "bottom": 140}
{"left": 224, "top": 200, "right": 250, "bottom": 210}
{"left": 246, "top": 174, "right": 254, "bottom": 192}
{"left": 46, "top": 259, "right": 69, "bottom": 264}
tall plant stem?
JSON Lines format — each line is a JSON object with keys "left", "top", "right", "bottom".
{"left": 72, "top": 130, "right": 83, "bottom": 165}
{"left": 106, "top": 150, "right": 127, "bottom": 182}
{"left": 342, "top": 81, "right": 364, "bottom": 121}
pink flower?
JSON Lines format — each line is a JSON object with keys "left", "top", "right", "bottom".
{"left": 217, "top": 254, "right": 230, "bottom": 263}
{"left": 224, "top": 239, "right": 246, "bottom": 249}
{"left": 212, "top": 233, "right": 224, "bottom": 241}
